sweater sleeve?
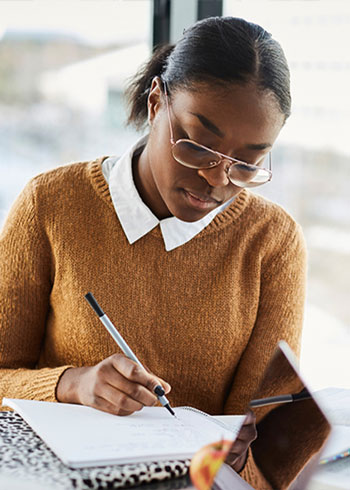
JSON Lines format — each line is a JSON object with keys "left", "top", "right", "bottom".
{"left": 223, "top": 221, "right": 308, "bottom": 488}
{"left": 239, "top": 448, "right": 273, "bottom": 489}
{"left": 0, "top": 180, "right": 73, "bottom": 405}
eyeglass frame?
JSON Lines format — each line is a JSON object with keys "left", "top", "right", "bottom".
{"left": 162, "top": 80, "right": 273, "bottom": 187}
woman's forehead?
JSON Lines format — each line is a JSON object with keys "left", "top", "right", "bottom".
{"left": 170, "top": 82, "right": 279, "bottom": 118}
{"left": 169, "top": 82, "right": 285, "bottom": 147}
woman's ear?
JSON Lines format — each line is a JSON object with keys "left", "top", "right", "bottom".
{"left": 147, "top": 76, "right": 163, "bottom": 125}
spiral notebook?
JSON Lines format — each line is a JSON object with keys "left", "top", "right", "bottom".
{"left": 2, "top": 398, "right": 244, "bottom": 469}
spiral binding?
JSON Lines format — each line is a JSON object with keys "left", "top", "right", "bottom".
{"left": 178, "top": 406, "right": 241, "bottom": 435}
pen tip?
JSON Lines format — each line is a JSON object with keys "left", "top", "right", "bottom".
{"left": 165, "top": 404, "right": 176, "bottom": 417}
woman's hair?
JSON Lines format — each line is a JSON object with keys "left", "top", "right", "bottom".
{"left": 126, "top": 16, "right": 291, "bottom": 130}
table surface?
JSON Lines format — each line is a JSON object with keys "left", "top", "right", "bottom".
{"left": 1, "top": 398, "right": 350, "bottom": 490}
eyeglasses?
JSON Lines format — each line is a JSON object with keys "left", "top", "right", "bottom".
{"left": 163, "top": 82, "right": 272, "bottom": 188}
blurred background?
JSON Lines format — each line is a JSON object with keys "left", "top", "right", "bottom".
{"left": 0, "top": 0, "right": 349, "bottom": 390}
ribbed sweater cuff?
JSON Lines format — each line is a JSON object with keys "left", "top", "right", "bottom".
{"left": 38, "top": 365, "right": 75, "bottom": 402}
{"left": 1, "top": 365, "right": 74, "bottom": 410}
{"left": 240, "top": 448, "right": 272, "bottom": 489}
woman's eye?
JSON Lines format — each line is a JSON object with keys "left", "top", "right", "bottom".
{"left": 176, "top": 126, "right": 214, "bottom": 152}
{"left": 175, "top": 125, "right": 189, "bottom": 140}
{"left": 182, "top": 141, "right": 208, "bottom": 153}
{"left": 189, "top": 142, "right": 207, "bottom": 153}
{"left": 235, "top": 154, "right": 261, "bottom": 166}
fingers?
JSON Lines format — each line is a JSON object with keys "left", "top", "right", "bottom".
{"left": 242, "top": 410, "right": 256, "bottom": 426}
{"left": 92, "top": 393, "right": 142, "bottom": 417}
{"left": 226, "top": 411, "right": 257, "bottom": 470}
{"left": 143, "top": 363, "right": 171, "bottom": 394}
{"left": 100, "top": 361, "right": 158, "bottom": 408}
{"left": 77, "top": 354, "right": 172, "bottom": 416}
{"left": 113, "top": 355, "right": 171, "bottom": 395}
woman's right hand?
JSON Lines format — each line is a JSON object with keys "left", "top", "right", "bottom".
{"left": 56, "top": 353, "right": 171, "bottom": 416}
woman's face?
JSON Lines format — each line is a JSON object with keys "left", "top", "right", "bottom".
{"left": 134, "top": 77, "right": 285, "bottom": 222}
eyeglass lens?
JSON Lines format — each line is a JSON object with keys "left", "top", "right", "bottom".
{"left": 172, "top": 140, "right": 270, "bottom": 188}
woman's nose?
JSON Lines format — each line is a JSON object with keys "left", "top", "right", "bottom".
{"left": 197, "top": 160, "right": 230, "bottom": 187}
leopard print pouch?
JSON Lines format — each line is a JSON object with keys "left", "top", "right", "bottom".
{"left": 0, "top": 412, "right": 190, "bottom": 489}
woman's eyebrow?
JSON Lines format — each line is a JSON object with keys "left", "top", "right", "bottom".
{"left": 246, "top": 142, "right": 272, "bottom": 150}
{"left": 189, "top": 112, "right": 225, "bottom": 138}
{"left": 188, "top": 112, "right": 272, "bottom": 150}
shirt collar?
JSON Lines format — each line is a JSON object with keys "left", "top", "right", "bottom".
{"left": 104, "top": 135, "right": 234, "bottom": 252}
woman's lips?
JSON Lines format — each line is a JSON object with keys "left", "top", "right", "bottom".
{"left": 184, "top": 190, "right": 220, "bottom": 209}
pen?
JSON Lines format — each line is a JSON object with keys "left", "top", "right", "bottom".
{"left": 250, "top": 388, "right": 311, "bottom": 408}
{"left": 319, "top": 448, "right": 350, "bottom": 465}
{"left": 84, "top": 292, "right": 176, "bottom": 417}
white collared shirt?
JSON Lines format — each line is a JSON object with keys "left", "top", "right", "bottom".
{"left": 102, "top": 135, "right": 234, "bottom": 252}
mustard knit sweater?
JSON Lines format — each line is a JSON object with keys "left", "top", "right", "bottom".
{"left": 0, "top": 158, "right": 308, "bottom": 488}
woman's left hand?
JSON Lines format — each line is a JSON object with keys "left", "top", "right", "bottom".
{"left": 225, "top": 410, "right": 257, "bottom": 472}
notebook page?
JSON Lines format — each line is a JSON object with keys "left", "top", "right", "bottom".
{"left": 2, "top": 399, "right": 239, "bottom": 468}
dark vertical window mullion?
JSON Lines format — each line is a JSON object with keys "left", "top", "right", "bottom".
{"left": 152, "top": 0, "right": 171, "bottom": 49}
{"left": 197, "top": 0, "right": 223, "bottom": 20}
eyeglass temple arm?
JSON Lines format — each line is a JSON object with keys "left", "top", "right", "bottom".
{"left": 162, "top": 81, "right": 176, "bottom": 145}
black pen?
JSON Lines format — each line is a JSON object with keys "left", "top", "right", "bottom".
{"left": 250, "top": 388, "right": 311, "bottom": 408}
{"left": 85, "top": 292, "right": 176, "bottom": 417}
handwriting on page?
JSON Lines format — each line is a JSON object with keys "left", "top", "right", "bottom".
{"left": 76, "top": 408, "right": 234, "bottom": 459}
{"left": 2, "top": 399, "right": 237, "bottom": 466}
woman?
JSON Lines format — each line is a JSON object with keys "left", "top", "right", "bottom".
{"left": 0, "top": 16, "right": 307, "bottom": 488}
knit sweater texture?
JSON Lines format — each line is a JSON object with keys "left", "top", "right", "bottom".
{"left": 0, "top": 158, "right": 308, "bottom": 488}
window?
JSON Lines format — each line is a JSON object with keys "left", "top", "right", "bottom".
{"left": 224, "top": 0, "right": 350, "bottom": 389}
{"left": 0, "top": 0, "right": 151, "bottom": 223}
